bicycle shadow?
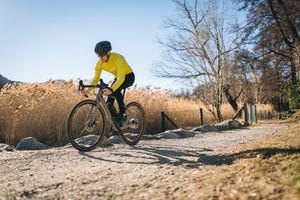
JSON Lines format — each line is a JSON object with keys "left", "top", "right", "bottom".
{"left": 79, "top": 144, "right": 214, "bottom": 166}
{"left": 79, "top": 143, "right": 300, "bottom": 167}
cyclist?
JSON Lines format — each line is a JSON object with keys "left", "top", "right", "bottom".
{"left": 86, "top": 40, "right": 135, "bottom": 122}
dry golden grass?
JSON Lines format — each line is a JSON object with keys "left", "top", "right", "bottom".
{"left": 256, "top": 103, "right": 276, "bottom": 119}
{"left": 125, "top": 85, "right": 207, "bottom": 133}
{"left": 0, "top": 81, "right": 274, "bottom": 146}
{"left": 0, "top": 81, "right": 83, "bottom": 146}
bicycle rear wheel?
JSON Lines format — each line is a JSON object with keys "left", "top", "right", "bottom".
{"left": 67, "top": 99, "right": 106, "bottom": 151}
{"left": 121, "top": 102, "right": 145, "bottom": 145}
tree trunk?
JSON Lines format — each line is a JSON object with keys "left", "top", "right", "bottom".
{"left": 216, "top": 85, "right": 223, "bottom": 122}
{"left": 291, "top": 41, "right": 300, "bottom": 86}
{"left": 223, "top": 85, "right": 243, "bottom": 113}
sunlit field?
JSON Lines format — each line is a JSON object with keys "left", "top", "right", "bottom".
{"left": 0, "top": 81, "right": 274, "bottom": 146}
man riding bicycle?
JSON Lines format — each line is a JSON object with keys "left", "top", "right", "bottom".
{"left": 85, "top": 40, "right": 135, "bottom": 122}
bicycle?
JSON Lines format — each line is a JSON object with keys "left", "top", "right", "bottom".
{"left": 66, "top": 79, "right": 145, "bottom": 151}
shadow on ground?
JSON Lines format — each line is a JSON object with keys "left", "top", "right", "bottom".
{"left": 197, "top": 148, "right": 300, "bottom": 166}
{"left": 79, "top": 144, "right": 300, "bottom": 167}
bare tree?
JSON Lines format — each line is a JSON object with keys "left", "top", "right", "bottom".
{"left": 233, "top": 47, "right": 289, "bottom": 111}
{"left": 233, "top": 49, "right": 262, "bottom": 104}
{"left": 238, "top": 0, "right": 300, "bottom": 109}
{"left": 154, "top": 0, "right": 244, "bottom": 122}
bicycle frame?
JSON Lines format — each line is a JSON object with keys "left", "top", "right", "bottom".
{"left": 81, "top": 79, "right": 131, "bottom": 133}
{"left": 94, "top": 88, "right": 122, "bottom": 133}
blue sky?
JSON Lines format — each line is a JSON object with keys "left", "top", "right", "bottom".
{"left": 0, "top": 0, "right": 243, "bottom": 90}
{"left": 0, "top": 0, "right": 179, "bottom": 89}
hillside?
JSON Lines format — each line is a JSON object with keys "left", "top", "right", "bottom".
{"left": 0, "top": 74, "right": 17, "bottom": 89}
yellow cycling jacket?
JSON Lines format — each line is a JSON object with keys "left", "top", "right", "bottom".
{"left": 89, "top": 52, "right": 133, "bottom": 92}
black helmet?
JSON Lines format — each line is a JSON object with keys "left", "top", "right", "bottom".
{"left": 95, "top": 41, "right": 112, "bottom": 56}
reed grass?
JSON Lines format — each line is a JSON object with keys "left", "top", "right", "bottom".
{"left": 0, "top": 81, "right": 82, "bottom": 146}
{"left": 256, "top": 103, "right": 277, "bottom": 119}
{"left": 0, "top": 81, "right": 274, "bottom": 146}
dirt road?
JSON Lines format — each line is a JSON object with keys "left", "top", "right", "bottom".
{"left": 0, "top": 122, "right": 297, "bottom": 199}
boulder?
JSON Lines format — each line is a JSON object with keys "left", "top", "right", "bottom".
{"left": 0, "top": 143, "right": 14, "bottom": 152}
{"left": 157, "top": 130, "right": 182, "bottom": 139}
{"left": 170, "top": 129, "right": 199, "bottom": 138}
{"left": 98, "top": 137, "right": 113, "bottom": 147}
{"left": 142, "top": 134, "right": 160, "bottom": 140}
{"left": 215, "top": 121, "right": 230, "bottom": 131}
{"left": 215, "top": 120, "right": 243, "bottom": 131}
{"left": 16, "top": 137, "right": 47, "bottom": 150}
{"left": 228, "top": 120, "right": 243, "bottom": 129}
{"left": 107, "top": 135, "right": 123, "bottom": 144}
{"left": 193, "top": 125, "right": 218, "bottom": 132}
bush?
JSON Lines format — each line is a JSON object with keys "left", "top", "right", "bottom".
{"left": 288, "top": 83, "right": 300, "bottom": 110}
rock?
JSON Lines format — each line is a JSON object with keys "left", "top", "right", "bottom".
{"left": 16, "top": 137, "right": 47, "bottom": 151}
{"left": 193, "top": 125, "right": 218, "bottom": 132}
{"left": 73, "top": 135, "right": 113, "bottom": 148}
{"left": 215, "top": 121, "right": 230, "bottom": 131}
{"left": 107, "top": 135, "right": 123, "bottom": 144}
{"left": 143, "top": 129, "right": 201, "bottom": 140}
{"left": 63, "top": 136, "right": 113, "bottom": 149}
{"left": 215, "top": 120, "right": 243, "bottom": 131}
{"left": 0, "top": 143, "right": 14, "bottom": 152}
{"left": 157, "top": 130, "right": 182, "bottom": 139}
{"left": 99, "top": 137, "right": 114, "bottom": 147}
{"left": 142, "top": 135, "right": 161, "bottom": 140}
{"left": 170, "top": 129, "right": 199, "bottom": 138}
{"left": 228, "top": 120, "right": 243, "bottom": 129}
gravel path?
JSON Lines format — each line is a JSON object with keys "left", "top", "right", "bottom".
{"left": 0, "top": 122, "right": 291, "bottom": 199}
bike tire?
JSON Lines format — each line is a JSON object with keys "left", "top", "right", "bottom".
{"left": 120, "top": 102, "right": 145, "bottom": 145}
{"left": 66, "top": 99, "right": 106, "bottom": 151}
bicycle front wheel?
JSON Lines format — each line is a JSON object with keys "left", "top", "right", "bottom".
{"left": 67, "top": 100, "right": 106, "bottom": 151}
{"left": 121, "top": 102, "right": 145, "bottom": 145}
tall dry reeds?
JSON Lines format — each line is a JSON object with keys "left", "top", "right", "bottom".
{"left": 125, "top": 86, "right": 205, "bottom": 133}
{"left": 0, "top": 80, "right": 83, "bottom": 146}
{"left": 0, "top": 81, "right": 274, "bottom": 146}
{"left": 256, "top": 103, "right": 276, "bottom": 119}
